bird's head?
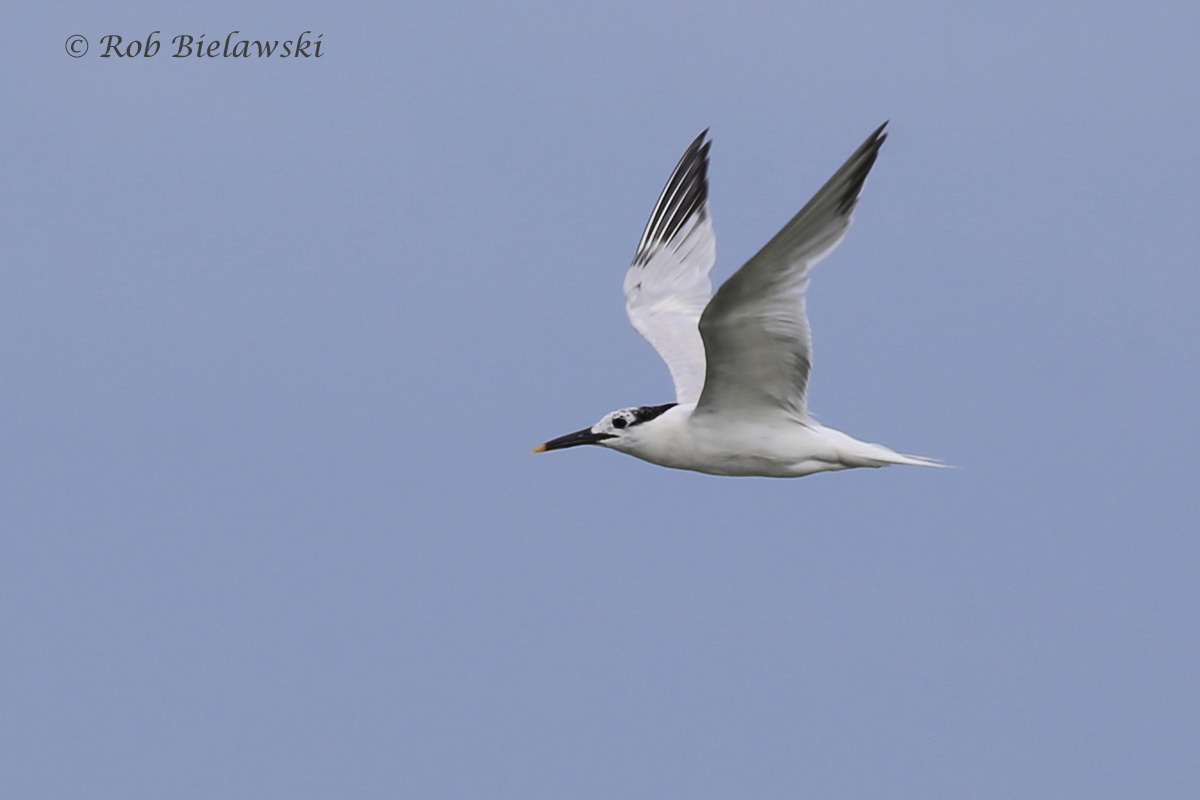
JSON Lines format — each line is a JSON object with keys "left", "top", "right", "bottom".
{"left": 533, "top": 403, "right": 677, "bottom": 455}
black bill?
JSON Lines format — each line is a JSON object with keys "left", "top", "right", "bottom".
{"left": 533, "top": 427, "right": 615, "bottom": 453}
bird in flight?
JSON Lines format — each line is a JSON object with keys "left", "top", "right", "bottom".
{"left": 534, "top": 123, "right": 940, "bottom": 477}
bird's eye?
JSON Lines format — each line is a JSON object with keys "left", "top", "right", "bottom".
{"left": 612, "top": 417, "right": 628, "bottom": 429}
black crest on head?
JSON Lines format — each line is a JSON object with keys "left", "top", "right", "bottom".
{"left": 632, "top": 403, "right": 676, "bottom": 424}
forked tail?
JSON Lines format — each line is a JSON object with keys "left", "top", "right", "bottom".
{"left": 884, "top": 452, "right": 946, "bottom": 468}
{"left": 846, "top": 439, "right": 947, "bottom": 469}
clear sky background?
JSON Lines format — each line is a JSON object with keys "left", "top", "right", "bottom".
{"left": 3, "top": 2, "right": 1198, "bottom": 798}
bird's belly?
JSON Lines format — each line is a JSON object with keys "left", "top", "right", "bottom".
{"left": 640, "top": 422, "right": 849, "bottom": 478}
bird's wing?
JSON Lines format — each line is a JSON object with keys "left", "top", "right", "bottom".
{"left": 623, "top": 131, "right": 716, "bottom": 405}
{"left": 693, "top": 123, "right": 888, "bottom": 422}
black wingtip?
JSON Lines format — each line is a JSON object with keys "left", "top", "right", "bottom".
{"left": 830, "top": 122, "right": 889, "bottom": 215}
{"left": 633, "top": 129, "right": 713, "bottom": 264}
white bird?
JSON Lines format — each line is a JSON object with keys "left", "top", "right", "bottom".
{"left": 534, "top": 123, "right": 940, "bottom": 477}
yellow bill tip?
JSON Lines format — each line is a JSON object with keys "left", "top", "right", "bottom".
{"left": 531, "top": 444, "right": 547, "bottom": 453}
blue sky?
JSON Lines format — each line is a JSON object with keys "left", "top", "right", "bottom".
{"left": 3, "top": 2, "right": 1198, "bottom": 798}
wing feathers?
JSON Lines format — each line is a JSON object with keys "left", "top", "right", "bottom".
{"left": 633, "top": 130, "right": 711, "bottom": 265}
{"left": 694, "top": 123, "right": 888, "bottom": 420}
{"left": 754, "top": 121, "right": 887, "bottom": 265}
{"left": 624, "top": 131, "right": 717, "bottom": 404}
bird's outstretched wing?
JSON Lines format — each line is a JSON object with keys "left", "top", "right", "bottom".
{"left": 623, "top": 131, "right": 716, "bottom": 405}
{"left": 694, "top": 123, "right": 888, "bottom": 422}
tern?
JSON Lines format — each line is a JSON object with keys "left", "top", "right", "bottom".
{"left": 534, "top": 123, "right": 940, "bottom": 477}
